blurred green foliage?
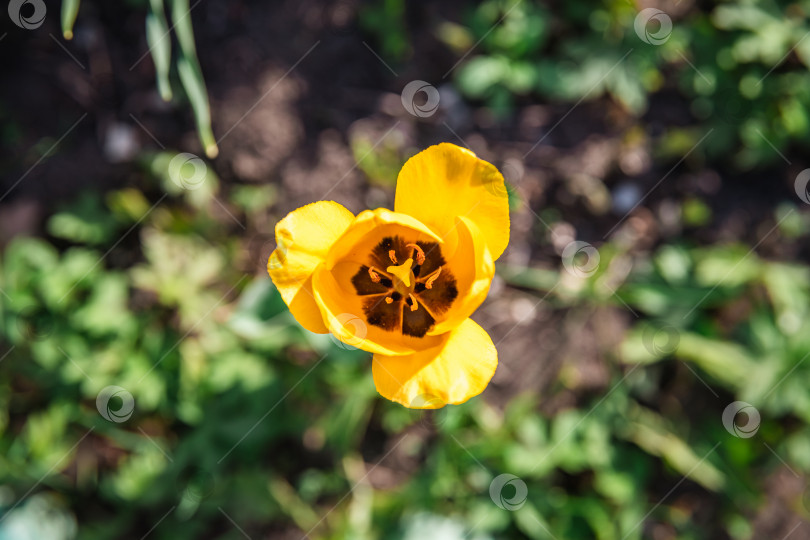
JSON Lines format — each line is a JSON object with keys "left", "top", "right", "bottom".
{"left": 3, "top": 1, "right": 810, "bottom": 538}
{"left": 2, "top": 149, "right": 809, "bottom": 538}
{"left": 364, "top": 0, "right": 810, "bottom": 169}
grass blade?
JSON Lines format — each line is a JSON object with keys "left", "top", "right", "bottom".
{"left": 61, "top": 0, "right": 81, "bottom": 40}
{"left": 170, "top": 0, "right": 218, "bottom": 158}
{"left": 146, "top": 0, "right": 173, "bottom": 102}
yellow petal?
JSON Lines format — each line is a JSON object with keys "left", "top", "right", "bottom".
{"left": 312, "top": 208, "right": 445, "bottom": 355}
{"left": 372, "top": 318, "right": 498, "bottom": 408}
{"left": 428, "top": 216, "right": 494, "bottom": 335}
{"left": 324, "top": 208, "right": 443, "bottom": 269}
{"left": 267, "top": 201, "right": 355, "bottom": 334}
{"left": 394, "top": 143, "right": 510, "bottom": 261}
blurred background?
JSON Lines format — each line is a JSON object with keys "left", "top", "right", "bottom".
{"left": 1, "top": 0, "right": 810, "bottom": 538}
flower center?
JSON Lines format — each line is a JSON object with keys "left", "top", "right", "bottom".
{"left": 350, "top": 236, "right": 458, "bottom": 338}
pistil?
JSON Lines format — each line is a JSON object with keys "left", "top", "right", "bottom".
{"left": 386, "top": 258, "right": 414, "bottom": 289}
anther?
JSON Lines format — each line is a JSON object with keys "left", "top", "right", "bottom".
{"left": 406, "top": 243, "right": 425, "bottom": 265}
{"left": 384, "top": 296, "right": 393, "bottom": 304}
{"left": 424, "top": 267, "right": 442, "bottom": 289}
{"left": 388, "top": 250, "right": 398, "bottom": 264}
{"left": 408, "top": 293, "right": 419, "bottom": 311}
{"left": 368, "top": 267, "right": 381, "bottom": 283}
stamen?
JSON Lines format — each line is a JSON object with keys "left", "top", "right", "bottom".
{"left": 388, "top": 250, "right": 398, "bottom": 264}
{"left": 424, "top": 267, "right": 442, "bottom": 289}
{"left": 406, "top": 243, "right": 425, "bottom": 265}
{"left": 384, "top": 296, "right": 393, "bottom": 304}
{"left": 368, "top": 266, "right": 381, "bottom": 283}
{"left": 408, "top": 293, "right": 419, "bottom": 311}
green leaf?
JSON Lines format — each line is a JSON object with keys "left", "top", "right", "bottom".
{"left": 146, "top": 0, "right": 173, "bottom": 101}
{"left": 623, "top": 405, "right": 725, "bottom": 491}
{"left": 693, "top": 245, "right": 761, "bottom": 288}
{"left": 676, "top": 333, "right": 755, "bottom": 389}
{"left": 171, "top": 0, "right": 218, "bottom": 157}
{"left": 73, "top": 273, "right": 134, "bottom": 337}
{"left": 60, "top": 0, "right": 80, "bottom": 40}
{"left": 47, "top": 192, "right": 121, "bottom": 246}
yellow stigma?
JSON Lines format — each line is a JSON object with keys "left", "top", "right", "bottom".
{"left": 386, "top": 258, "right": 414, "bottom": 288}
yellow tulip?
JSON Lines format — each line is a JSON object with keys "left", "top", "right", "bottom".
{"left": 267, "top": 143, "right": 510, "bottom": 408}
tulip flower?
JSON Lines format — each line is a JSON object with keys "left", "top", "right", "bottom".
{"left": 268, "top": 143, "right": 509, "bottom": 408}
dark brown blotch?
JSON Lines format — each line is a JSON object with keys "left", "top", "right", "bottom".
{"left": 414, "top": 242, "right": 445, "bottom": 275}
{"left": 415, "top": 270, "right": 458, "bottom": 316}
{"left": 362, "top": 295, "right": 402, "bottom": 332}
{"left": 370, "top": 236, "right": 409, "bottom": 269}
{"left": 402, "top": 303, "right": 436, "bottom": 338}
{"left": 351, "top": 265, "right": 393, "bottom": 296}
